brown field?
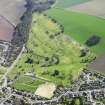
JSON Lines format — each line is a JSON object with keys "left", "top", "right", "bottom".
{"left": 0, "top": 16, "right": 14, "bottom": 41}
{"left": 88, "top": 54, "right": 105, "bottom": 73}
{"left": 68, "top": 0, "right": 105, "bottom": 19}
{"left": 0, "top": 0, "right": 26, "bottom": 26}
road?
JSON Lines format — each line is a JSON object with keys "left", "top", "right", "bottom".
{"left": 0, "top": 94, "right": 12, "bottom": 105}
{"left": 31, "top": 88, "right": 105, "bottom": 105}
{"left": 6, "top": 87, "right": 104, "bottom": 105}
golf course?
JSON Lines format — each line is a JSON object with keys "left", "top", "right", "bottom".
{"left": 8, "top": 13, "right": 94, "bottom": 92}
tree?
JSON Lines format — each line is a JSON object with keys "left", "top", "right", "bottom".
{"left": 52, "top": 70, "right": 59, "bottom": 76}
{"left": 85, "top": 35, "right": 101, "bottom": 47}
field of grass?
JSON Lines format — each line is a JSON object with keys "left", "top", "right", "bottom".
{"left": 55, "top": 0, "right": 90, "bottom": 8}
{"left": 0, "top": 68, "right": 7, "bottom": 79}
{"left": 46, "top": 8, "right": 105, "bottom": 55}
{"left": 11, "top": 76, "right": 45, "bottom": 93}
{"left": 7, "top": 13, "right": 93, "bottom": 92}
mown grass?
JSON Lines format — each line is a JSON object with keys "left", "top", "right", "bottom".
{"left": 8, "top": 13, "right": 93, "bottom": 92}
{"left": 0, "top": 67, "right": 7, "bottom": 79}
{"left": 55, "top": 0, "right": 90, "bottom": 8}
{"left": 11, "top": 76, "right": 45, "bottom": 93}
{"left": 46, "top": 8, "right": 105, "bottom": 55}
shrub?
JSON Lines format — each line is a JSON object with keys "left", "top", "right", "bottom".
{"left": 85, "top": 35, "right": 101, "bottom": 47}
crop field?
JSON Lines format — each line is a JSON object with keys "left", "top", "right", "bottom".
{"left": 46, "top": 8, "right": 105, "bottom": 55}
{"left": 0, "top": 0, "right": 26, "bottom": 26}
{"left": 0, "top": 16, "right": 14, "bottom": 41}
{"left": 88, "top": 54, "right": 105, "bottom": 73}
{"left": 54, "top": 0, "right": 90, "bottom": 8}
{"left": 8, "top": 13, "right": 93, "bottom": 92}
{"left": 69, "top": 0, "right": 105, "bottom": 19}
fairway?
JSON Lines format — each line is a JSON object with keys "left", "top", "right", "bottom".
{"left": 55, "top": 0, "right": 90, "bottom": 8}
{"left": 46, "top": 8, "right": 105, "bottom": 55}
{"left": 8, "top": 13, "right": 93, "bottom": 92}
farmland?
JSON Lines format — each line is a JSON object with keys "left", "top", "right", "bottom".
{"left": 0, "top": 16, "right": 14, "bottom": 41}
{"left": 0, "top": 0, "right": 26, "bottom": 26}
{"left": 88, "top": 54, "right": 105, "bottom": 73}
{"left": 69, "top": 0, "right": 105, "bottom": 19}
{"left": 54, "top": 0, "right": 90, "bottom": 8}
{"left": 46, "top": 8, "right": 105, "bottom": 55}
{"left": 8, "top": 13, "right": 93, "bottom": 92}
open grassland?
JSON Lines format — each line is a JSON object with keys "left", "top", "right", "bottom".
{"left": 11, "top": 76, "right": 45, "bottom": 93}
{"left": 0, "top": 68, "right": 7, "bottom": 79}
{"left": 0, "top": 0, "right": 26, "bottom": 26}
{"left": 55, "top": 0, "right": 90, "bottom": 8}
{"left": 46, "top": 8, "right": 105, "bottom": 55}
{"left": 69, "top": 0, "right": 105, "bottom": 19}
{"left": 8, "top": 13, "right": 93, "bottom": 93}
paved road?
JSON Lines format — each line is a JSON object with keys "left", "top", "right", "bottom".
{"left": 31, "top": 88, "right": 105, "bottom": 104}
{"left": 0, "top": 94, "right": 12, "bottom": 104}
{"left": 8, "top": 87, "right": 105, "bottom": 105}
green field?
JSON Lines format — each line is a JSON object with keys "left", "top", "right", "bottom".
{"left": 46, "top": 8, "right": 105, "bottom": 54}
{"left": 8, "top": 13, "right": 93, "bottom": 92}
{"left": 55, "top": 0, "right": 90, "bottom": 8}
{"left": 11, "top": 76, "right": 45, "bottom": 92}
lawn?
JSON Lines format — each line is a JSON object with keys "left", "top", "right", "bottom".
{"left": 46, "top": 8, "right": 105, "bottom": 55}
{"left": 55, "top": 0, "right": 91, "bottom": 8}
{"left": 0, "top": 67, "right": 7, "bottom": 79}
{"left": 11, "top": 76, "right": 45, "bottom": 93}
{"left": 8, "top": 13, "right": 93, "bottom": 92}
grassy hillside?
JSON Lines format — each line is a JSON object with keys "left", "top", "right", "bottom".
{"left": 55, "top": 0, "right": 90, "bottom": 8}
{"left": 46, "top": 8, "right": 105, "bottom": 54}
{"left": 8, "top": 13, "right": 93, "bottom": 92}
